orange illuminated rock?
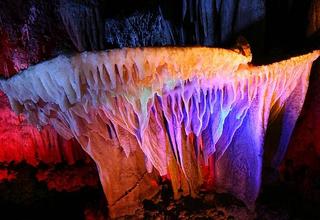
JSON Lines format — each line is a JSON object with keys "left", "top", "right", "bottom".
{"left": 0, "top": 47, "right": 319, "bottom": 218}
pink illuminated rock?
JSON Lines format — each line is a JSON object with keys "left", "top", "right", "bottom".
{"left": 0, "top": 91, "right": 88, "bottom": 166}
{"left": 0, "top": 47, "right": 319, "bottom": 218}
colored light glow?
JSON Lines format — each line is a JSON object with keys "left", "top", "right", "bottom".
{"left": 0, "top": 92, "right": 89, "bottom": 166}
{"left": 0, "top": 47, "right": 319, "bottom": 218}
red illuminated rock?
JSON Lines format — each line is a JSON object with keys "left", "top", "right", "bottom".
{"left": 0, "top": 91, "right": 89, "bottom": 166}
{"left": 0, "top": 47, "right": 319, "bottom": 218}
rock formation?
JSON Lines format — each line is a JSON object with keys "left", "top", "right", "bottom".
{"left": 0, "top": 0, "right": 319, "bottom": 219}
{"left": 1, "top": 47, "right": 318, "bottom": 218}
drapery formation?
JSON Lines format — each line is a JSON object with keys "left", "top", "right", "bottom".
{"left": 1, "top": 47, "right": 319, "bottom": 218}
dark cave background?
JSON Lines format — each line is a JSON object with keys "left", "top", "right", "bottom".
{"left": 0, "top": 0, "right": 319, "bottom": 219}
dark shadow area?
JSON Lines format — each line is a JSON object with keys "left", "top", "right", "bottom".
{"left": 0, "top": 0, "right": 319, "bottom": 219}
{"left": 0, "top": 0, "right": 319, "bottom": 76}
{"left": 260, "top": 59, "right": 320, "bottom": 220}
{"left": 0, "top": 162, "right": 107, "bottom": 220}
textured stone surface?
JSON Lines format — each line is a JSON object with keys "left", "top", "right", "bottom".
{"left": 284, "top": 60, "right": 320, "bottom": 169}
{"left": 0, "top": 91, "right": 89, "bottom": 166}
{"left": 1, "top": 0, "right": 319, "bottom": 77}
{"left": 1, "top": 47, "right": 318, "bottom": 217}
{"left": 307, "top": 0, "right": 320, "bottom": 37}
{"left": 0, "top": 1, "right": 319, "bottom": 219}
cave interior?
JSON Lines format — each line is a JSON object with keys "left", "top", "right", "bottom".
{"left": 0, "top": 0, "right": 320, "bottom": 219}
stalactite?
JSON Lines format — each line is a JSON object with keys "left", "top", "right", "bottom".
{"left": 0, "top": 94, "right": 89, "bottom": 166}
{"left": 0, "top": 47, "right": 319, "bottom": 218}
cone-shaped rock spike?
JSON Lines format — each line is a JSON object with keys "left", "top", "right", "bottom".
{"left": 1, "top": 47, "right": 319, "bottom": 218}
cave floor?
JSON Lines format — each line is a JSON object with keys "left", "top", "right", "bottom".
{"left": 0, "top": 163, "right": 319, "bottom": 220}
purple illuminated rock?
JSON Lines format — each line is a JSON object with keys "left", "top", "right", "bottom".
{"left": 0, "top": 47, "right": 318, "bottom": 217}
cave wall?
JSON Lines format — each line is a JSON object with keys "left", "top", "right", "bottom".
{"left": 0, "top": 0, "right": 319, "bottom": 77}
{"left": 0, "top": 0, "right": 319, "bottom": 219}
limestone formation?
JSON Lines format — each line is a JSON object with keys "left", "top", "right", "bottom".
{"left": 1, "top": 47, "right": 319, "bottom": 218}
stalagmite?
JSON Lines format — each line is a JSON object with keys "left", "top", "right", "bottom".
{"left": 0, "top": 47, "right": 319, "bottom": 218}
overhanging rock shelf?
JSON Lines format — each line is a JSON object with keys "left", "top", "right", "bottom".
{"left": 1, "top": 47, "right": 319, "bottom": 218}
